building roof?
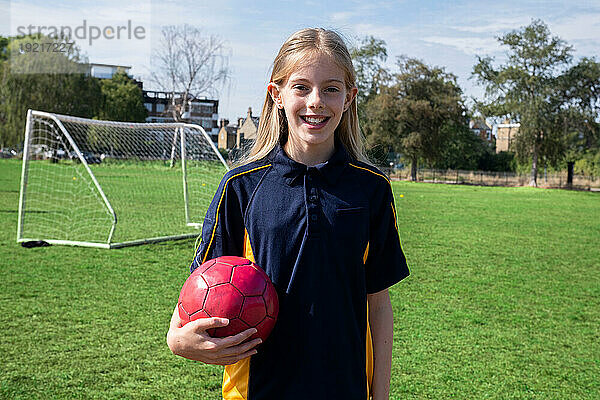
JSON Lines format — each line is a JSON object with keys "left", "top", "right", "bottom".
{"left": 240, "top": 107, "right": 259, "bottom": 127}
{"left": 89, "top": 63, "right": 132, "bottom": 70}
{"left": 470, "top": 119, "right": 492, "bottom": 130}
{"left": 497, "top": 123, "right": 521, "bottom": 128}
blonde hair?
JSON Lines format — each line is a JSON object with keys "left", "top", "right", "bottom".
{"left": 241, "top": 28, "right": 367, "bottom": 165}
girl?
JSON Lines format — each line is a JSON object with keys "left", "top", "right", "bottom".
{"left": 167, "top": 28, "right": 409, "bottom": 400}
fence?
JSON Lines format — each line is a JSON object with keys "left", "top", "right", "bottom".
{"left": 386, "top": 168, "right": 600, "bottom": 191}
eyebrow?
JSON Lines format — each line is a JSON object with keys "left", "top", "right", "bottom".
{"left": 289, "top": 78, "right": 344, "bottom": 85}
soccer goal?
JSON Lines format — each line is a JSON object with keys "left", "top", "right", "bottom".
{"left": 17, "top": 110, "right": 229, "bottom": 249}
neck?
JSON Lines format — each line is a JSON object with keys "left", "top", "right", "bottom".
{"left": 283, "top": 138, "right": 335, "bottom": 166}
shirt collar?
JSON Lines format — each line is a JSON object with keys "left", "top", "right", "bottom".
{"left": 269, "top": 141, "right": 351, "bottom": 186}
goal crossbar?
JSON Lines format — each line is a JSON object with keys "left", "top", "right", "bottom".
{"left": 17, "top": 109, "right": 229, "bottom": 249}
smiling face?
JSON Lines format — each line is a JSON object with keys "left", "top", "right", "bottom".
{"left": 268, "top": 53, "right": 357, "bottom": 165}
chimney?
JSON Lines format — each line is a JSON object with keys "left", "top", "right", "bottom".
{"left": 247, "top": 107, "right": 252, "bottom": 118}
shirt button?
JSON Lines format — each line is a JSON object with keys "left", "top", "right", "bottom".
{"left": 310, "top": 214, "right": 317, "bottom": 221}
{"left": 309, "top": 194, "right": 318, "bottom": 202}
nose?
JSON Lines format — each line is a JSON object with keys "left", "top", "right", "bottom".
{"left": 307, "top": 88, "right": 324, "bottom": 109}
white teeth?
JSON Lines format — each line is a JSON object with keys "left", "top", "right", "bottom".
{"left": 304, "top": 116, "right": 326, "bottom": 124}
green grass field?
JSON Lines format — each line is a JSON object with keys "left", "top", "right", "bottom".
{"left": 1, "top": 159, "right": 599, "bottom": 399}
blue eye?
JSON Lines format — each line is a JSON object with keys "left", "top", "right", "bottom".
{"left": 325, "top": 87, "right": 340, "bottom": 93}
{"left": 293, "top": 85, "right": 308, "bottom": 91}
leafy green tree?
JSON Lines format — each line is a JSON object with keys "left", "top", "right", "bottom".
{"left": 561, "top": 57, "right": 600, "bottom": 141}
{"left": 0, "top": 34, "right": 102, "bottom": 148}
{"left": 351, "top": 36, "right": 388, "bottom": 102}
{"left": 0, "top": 36, "right": 9, "bottom": 61}
{"left": 98, "top": 71, "right": 147, "bottom": 122}
{"left": 574, "top": 151, "right": 600, "bottom": 177}
{"left": 350, "top": 36, "right": 390, "bottom": 137}
{"left": 366, "top": 57, "right": 467, "bottom": 180}
{"left": 87, "top": 72, "right": 148, "bottom": 157}
{"left": 472, "top": 19, "right": 574, "bottom": 186}
{"left": 434, "top": 124, "right": 492, "bottom": 170}
{"left": 558, "top": 57, "right": 600, "bottom": 185}
{"left": 361, "top": 83, "right": 398, "bottom": 161}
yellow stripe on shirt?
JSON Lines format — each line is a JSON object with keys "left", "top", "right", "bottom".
{"left": 202, "top": 164, "right": 271, "bottom": 263}
{"left": 222, "top": 228, "right": 256, "bottom": 400}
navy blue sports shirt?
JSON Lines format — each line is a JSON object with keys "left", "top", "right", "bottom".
{"left": 191, "top": 142, "right": 409, "bottom": 400}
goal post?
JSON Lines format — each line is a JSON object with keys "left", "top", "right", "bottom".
{"left": 17, "top": 109, "right": 229, "bottom": 249}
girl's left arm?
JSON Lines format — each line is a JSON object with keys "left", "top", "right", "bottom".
{"left": 368, "top": 288, "right": 393, "bottom": 400}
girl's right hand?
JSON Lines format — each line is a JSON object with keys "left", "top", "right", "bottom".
{"left": 166, "top": 305, "right": 262, "bottom": 365}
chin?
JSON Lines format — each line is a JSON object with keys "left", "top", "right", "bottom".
{"left": 302, "top": 133, "right": 334, "bottom": 147}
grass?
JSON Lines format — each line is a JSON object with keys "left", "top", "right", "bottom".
{"left": 390, "top": 184, "right": 599, "bottom": 399}
{"left": 1, "top": 159, "right": 599, "bottom": 399}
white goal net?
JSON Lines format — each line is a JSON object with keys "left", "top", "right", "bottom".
{"left": 17, "top": 110, "right": 229, "bottom": 248}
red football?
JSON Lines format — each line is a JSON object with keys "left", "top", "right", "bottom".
{"left": 178, "top": 256, "right": 279, "bottom": 342}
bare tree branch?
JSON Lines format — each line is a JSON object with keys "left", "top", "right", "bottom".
{"left": 150, "top": 24, "right": 231, "bottom": 121}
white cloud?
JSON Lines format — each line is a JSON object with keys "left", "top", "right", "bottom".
{"left": 421, "top": 36, "right": 501, "bottom": 56}
{"left": 550, "top": 12, "right": 600, "bottom": 56}
{"left": 331, "top": 11, "right": 357, "bottom": 24}
{"left": 447, "top": 11, "right": 600, "bottom": 58}
{"left": 451, "top": 17, "right": 534, "bottom": 35}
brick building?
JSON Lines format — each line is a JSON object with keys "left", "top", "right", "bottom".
{"left": 236, "top": 107, "right": 259, "bottom": 149}
{"left": 495, "top": 119, "right": 520, "bottom": 153}
{"left": 217, "top": 119, "right": 238, "bottom": 150}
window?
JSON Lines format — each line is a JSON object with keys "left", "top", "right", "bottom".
{"left": 202, "top": 118, "right": 213, "bottom": 129}
{"left": 144, "top": 103, "right": 153, "bottom": 112}
{"left": 156, "top": 103, "right": 165, "bottom": 113}
{"left": 190, "top": 102, "right": 215, "bottom": 115}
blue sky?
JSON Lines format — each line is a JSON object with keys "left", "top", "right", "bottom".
{"left": 2, "top": 0, "right": 599, "bottom": 121}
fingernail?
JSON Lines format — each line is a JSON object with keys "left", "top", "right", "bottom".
{"left": 220, "top": 318, "right": 229, "bottom": 324}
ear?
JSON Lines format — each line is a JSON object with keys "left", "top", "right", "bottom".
{"left": 267, "top": 83, "right": 284, "bottom": 109}
{"left": 343, "top": 87, "right": 358, "bottom": 112}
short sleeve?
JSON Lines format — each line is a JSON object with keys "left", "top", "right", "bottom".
{"left": 190, "top": 174, "right": 245, "bottom": 273}
{"left": 364, "top": 182, "right": 409, "bottom": 294}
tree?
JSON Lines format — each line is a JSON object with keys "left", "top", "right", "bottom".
{"left": 472, "top": 19, "right": 574, "bottom": 186}
{"left": 560, "top": 57, "right": 600, "bottom": 145}
{"left": 366, "top": 57, "right": 467, "bottom": 180}
{"left": 558, "top": 57, "right": 600, "bottom": 186}
{"left": 98, "top": 71, "right": 147, "bottom": 122}
{"left": 0, "top": 34, "right": 102, "bottom": 148}
{"left": 350, "top": 36, "right": 390, "bottom": 137}
{"left": 150, "top": 25, "right": 230, "bottom": 122}
{"left": 435, "top": 124, "right": 492, "bottom": 170}
{"left": 0, "top": 36, "right": 8, "bottom": 61}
